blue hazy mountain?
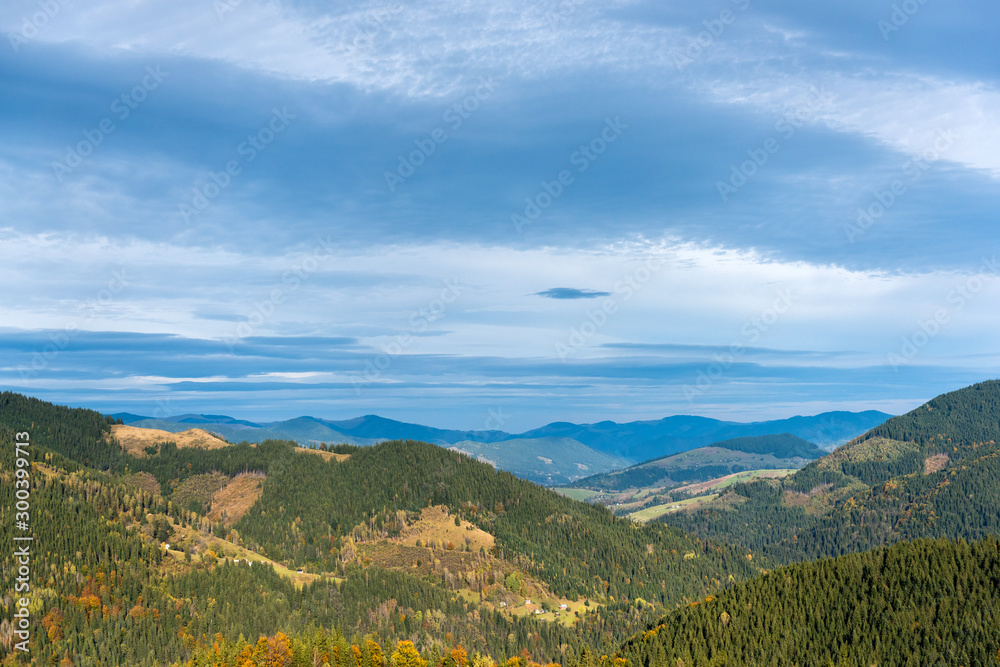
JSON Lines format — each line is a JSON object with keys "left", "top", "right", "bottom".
{"left": 514, "top": 411, "right": 893, "bottom": 460}
{"left": 110, "top": 410, "right": 891, "bottom": 484}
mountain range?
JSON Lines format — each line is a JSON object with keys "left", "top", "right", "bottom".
{"left": 3, "top": 381, "right": 1000, "bottom": 666}
{"left": 111, "top": 409, "right": 892, "bottom": 485}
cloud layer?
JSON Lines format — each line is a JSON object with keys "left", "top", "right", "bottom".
{"left": 1, "top": 0, "right": 997, "bottom": 427}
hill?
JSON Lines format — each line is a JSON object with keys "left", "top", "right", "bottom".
{"left": 707, "top": 433, "right": 824, "bottom": 459}
{"left": 448, "top": 437, "right": 633, "bottom": 485}
{"left": 113, "top": 424, "right": 231, "bottom": 456}
{"left": 572, "top": 433, "right": 822, "bottom": 493}
{"left": 616, "top": 536, "right": 1000, "bottom": 667}
{"left": 515, "top": 411, "right": 891, "bottom": 460}
{"left": 660, "top": 379, "right": 1000, "bottom": 564}
{"left": 0, "top": 392, "right": 757, "bottom": 666}
{"left": 124, "top": 415, "right": 380, "bottom": 447}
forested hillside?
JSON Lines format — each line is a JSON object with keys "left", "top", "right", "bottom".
{"left": 0, "top": 392, "right": 754, "bottom": 665}
{"left": 616, "top": 536, "right": 1000, "bottom": 667}
{"left": 3, "top": 384, "right": 998, "bottom": 666}
{"left": 228, "top": 439, "right": 755, "bottom": 603}
{"left": 661, "top": 380, "right": 1000, "bottom": 565}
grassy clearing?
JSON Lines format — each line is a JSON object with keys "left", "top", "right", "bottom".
{"left": 297, "top": 447, "right": 350, "bottom": 462}
{"left": 674, "top": 469, "right": 796, "bottom": 496}
{"left": 113, "top": 424, "right": 349, "bottom": 461}
{"left": 396, "top": 505, "right": 495, "bottom": 552}
{"left": 554, "top": 488, "right": 601, "bottom": 502}
{"left": 112, "top": 424, "right": 230, "bottom": 456}
{"left": 628, "top": 494, "right": 718, "bottom": 523}
{"left": 508, "top": 594, "right": 590, "bottom": 627}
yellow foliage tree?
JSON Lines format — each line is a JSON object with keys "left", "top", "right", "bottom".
{"left": 451, "top": 646, "right": 468, "bottom": 667}
{"left": 266, "top": 632, "right": 294, "bottom": 667}
{"left": 391, "top": 640, "right": 427, "bottom": 667}
{"left": 367, "top": 638, "right": 386, "bottom": 667}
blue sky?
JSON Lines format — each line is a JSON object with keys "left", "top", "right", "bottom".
{"left": 1, "top": 0, "right": 998, "bottom": 430}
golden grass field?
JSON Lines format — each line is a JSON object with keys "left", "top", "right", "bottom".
{"left": 111, "top": 423, "right": 350, "bottom": 461}
{"left": 395, "top": 505, "right": 495, "bottom": 552}
{"left": 112, "top": 424, "right": 230, "bottom": 456}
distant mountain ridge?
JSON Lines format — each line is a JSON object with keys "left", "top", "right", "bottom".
{"left": 572, "top": 433, "right": 825, "bottom": 492}
{"left": 110, "top": 409, "right": 892, "bottom": 485}
{"left": 515, "top": 411, "right": 892, "bottom": 460}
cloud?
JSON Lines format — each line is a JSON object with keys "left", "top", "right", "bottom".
{"left": 534, "top": 288, "right": 612, "bottom": 300}
{"left": 1, "top": 0, "right": 998, "bottom": 427}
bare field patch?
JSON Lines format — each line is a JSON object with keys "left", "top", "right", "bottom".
{"left": 209, "top": 473, "right": 266, "bottom": 525}
{"left": 924, "top": 453, "right": 950, "bottom": 474}
{"left": 395, "top": 505, "right": 495, "bottom": 552}
{"left": 297, "top": 447, "right": 349, "bottom": 462}
{"left": 112, "top": 425, "right": 230, "bottom": 457}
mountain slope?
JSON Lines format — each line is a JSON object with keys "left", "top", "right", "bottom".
{"left": 227, "top": 439, "right": 756, "bottom": 604}
{"left": 616, "top": 536, "right": 1000, "bottom": 667}
{"left": 448, "top": 437, "right": 634, "bottom": 485}
{"left": 661, "top": 380, "right": 1000, "bottom": 565}
{"left": 315, "top": 414, "right": 511, "bottom": 444}
{"left": 515, "top": 411, "right": 891, "bottom": 460}
{"left": 1, "top": 391, "right": 761, "bottom": 666}
{"left": 573, "top": 433, "right": 822, "bottom": 492}
{"left": 125, "top": 415, "right": 380, "bottom": 446}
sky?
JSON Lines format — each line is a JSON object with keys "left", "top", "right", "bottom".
{"left": 1, "top": 0, "right": 998, "bottom": 431}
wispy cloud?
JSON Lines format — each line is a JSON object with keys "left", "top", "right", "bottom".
{"left": 1, "top": 0, "right": 997, "bottom": 426}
